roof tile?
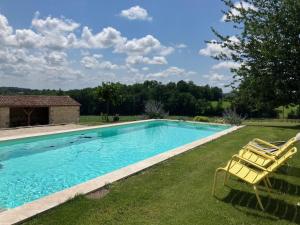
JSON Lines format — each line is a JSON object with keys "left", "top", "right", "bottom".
{"left": 0, "top": 95, "right": 81, "bottom": 107}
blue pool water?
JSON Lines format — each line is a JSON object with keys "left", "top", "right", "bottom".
{"left": 0, "top": 120, "right": 230, "bottom": 208}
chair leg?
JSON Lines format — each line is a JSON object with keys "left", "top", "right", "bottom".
{"left": 253, "top": 185, "right": 264, "bottom": 211}
{"left": 224, "top": 172, "right": 230, "bottom": 185}
{"left": 263, "top": 179, "right": 271, "bottom": 196}
{"left": 266, "top": 176, "right": 272, "bottom": 188}
{"left": 212, "top": 169, "right": 222, "bottom": 196}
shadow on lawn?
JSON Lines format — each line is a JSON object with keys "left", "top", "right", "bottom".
{"left": 276, "top": 165, "right": 300, "bottom": 178}
{"left": 267, "top": 177, "right": 300, "bottom": 196}
{"left": 247, "top": 124, "right": 300, "bottom": 130}
{"left": 221, "top": 188, "right": 300, "bottom": 224}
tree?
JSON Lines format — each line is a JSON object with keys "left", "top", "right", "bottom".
{"left": 96, "top": 82, "right": 123, "bottom": 120}
{"left": 211, "top": 0, "right": 300, "bottom": 114}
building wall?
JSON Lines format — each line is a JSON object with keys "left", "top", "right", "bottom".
{"left": 0, "top": 107, "right": 10, "bottom": 128}
{"left": 49, "top": 106, "right": 80, "bottom": 124}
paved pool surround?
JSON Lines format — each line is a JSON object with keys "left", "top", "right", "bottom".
{"left": 0, "top": 119, "right": 243, "bottom": 225}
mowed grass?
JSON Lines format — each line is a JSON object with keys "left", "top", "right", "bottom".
{"left": 24, "top": 122, "right": 300, "bottom": 225}
{"left": 79, "top": 115, "right": 142, "bottom": 125}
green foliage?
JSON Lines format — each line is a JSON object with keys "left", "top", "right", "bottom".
{"left": 213, "top": 118, "right": 225, "bottom": 124}
{"left": 144, "top": 100, "right": 168, "bottom": 119}
{"left": 0, "top": 81, "right": 224, "bottom": 116}
{"left": 212, "top": 0, "right": 300, "bottom": 115}
{"left": 100, "top": 113, "right": 109, "bottom": 122}
{"left": 96, "top": 82, "right": 123, "bottom": 118}
{"left": 223, "top": 108, "right": 245, "bottom": 125}
{"left": 113, "top": 114, "right": 120, "bottom": 122}
{"left": 193, "top": 116, "right": 209, "bottom": 122}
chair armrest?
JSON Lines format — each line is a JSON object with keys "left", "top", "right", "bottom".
{"left": 270, "top": 141, "right": 286, "bottom": 146}
{"left": 252, "top": 138, "right": 280, "bottom": 149}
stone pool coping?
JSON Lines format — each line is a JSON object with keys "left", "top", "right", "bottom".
{"left": 0, "top": 119, "right": 244, "bottom": 225}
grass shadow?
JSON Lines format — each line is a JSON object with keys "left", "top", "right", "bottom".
{"left": 276, "top": 165, "right": 300, "bottom": 178}
{"left": 267, "top": 177, "right": 300, "bottom": 196}
{"left": 220, "top": 188, "right": 300, "bottom": 224}
{"left": 246, "top": 124, "right": 300, "bottom": 130}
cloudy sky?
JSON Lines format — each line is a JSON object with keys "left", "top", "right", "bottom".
{"left": 0, "top": 0, "right": 241, "bottom": 91}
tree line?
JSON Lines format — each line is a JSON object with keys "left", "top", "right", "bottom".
{"left": 0, "top": 80, "right": 225, "bottom": 116}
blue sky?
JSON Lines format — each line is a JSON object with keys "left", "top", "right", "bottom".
{"left": 0, "top": 0, "right": 241, "bottom": 91}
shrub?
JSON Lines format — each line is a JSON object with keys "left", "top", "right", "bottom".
{"left": 113, "top": 114, "right": 120, "bottom": 122}
{"left": 193, "top": 116, "right": 209, "bottom": 122}
{"left": 288, "top": 106, "right": 300, "bottom": 119}
{"left": 213, "top": 118, "right": 225, "bottom": 124}
{"left": 101, "top": 113, "right": 109, "bottom": 122}
{"left": 222, "top": 108, "right": 245, "bottom": 125}
{"left": 145, "top": 100, "right": 168, "bottom": 119}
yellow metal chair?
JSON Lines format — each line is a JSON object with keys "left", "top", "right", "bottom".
{"left": 212, "top": 147, "right": 297, "bottom": 210}
{"left": 238, "top": 133, "right": 300, "bottom": 168}
{"left": 247, "top": 132, "right": 300, "bottom": 155}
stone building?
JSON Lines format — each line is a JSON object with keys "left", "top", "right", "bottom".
{"left": 0, "top": 95, "right": 80, "bottom": 128}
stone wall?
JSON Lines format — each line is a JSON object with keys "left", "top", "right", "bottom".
{"left": 0, "top": 107, "right": 10, "bottom": 128}
{"left": 49, "top": 106, "right": 80, "bottom": 124}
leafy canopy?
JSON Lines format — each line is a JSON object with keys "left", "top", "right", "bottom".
{"left": 212, "top": 0, "right": 300, "bottom": 113}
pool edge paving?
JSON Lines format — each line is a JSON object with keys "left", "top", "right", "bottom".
{"left": 0, "top": 120, "right": 243, "bottom": 225}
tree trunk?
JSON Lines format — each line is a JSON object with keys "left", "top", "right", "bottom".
{"left": 23, "top": 108, "right": 34, "bottom": 126}
{"left": 106, "top": 102, "right": 109, "bottom": 121}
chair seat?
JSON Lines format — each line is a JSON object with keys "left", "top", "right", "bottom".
{"left": 224, "top": 160, "right": 265, "bottom": 184}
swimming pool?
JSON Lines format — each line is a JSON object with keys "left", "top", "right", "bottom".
{"left": 0, "top": 120, "right": 231, "bottom": 209}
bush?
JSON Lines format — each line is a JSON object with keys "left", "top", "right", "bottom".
{"left": 213, "top": 118, "right": 225, "bottom": 124}
{"left": 113, "top": 114, "right": 120, "bottom": 122}
{"left": 101, "top": 113, "right": 109, "bottom": 122}
{"left": 145, "top": 100, "right": 168, "bottom": 119}
{"left": 288, "top": 106, "right": 300, "bottom": 119}
{"left": 223, "top": 108, "right": 245, "bottom": 125}
{"left": 193, "top": 116, "right": 209, "bottom": 122}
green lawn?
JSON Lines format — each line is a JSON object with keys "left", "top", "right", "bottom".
{"left": 79, "top": 115, "right": 142, "bottom": 125}
{"left": 24, "top": 122, "right": 300, "bottom": 225}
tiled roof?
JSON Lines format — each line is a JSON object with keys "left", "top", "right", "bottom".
{"left": 0, "top": 95, "right": 81, "bottom": 107}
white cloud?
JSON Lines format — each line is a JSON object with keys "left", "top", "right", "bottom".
{"left": 203, "top": 72, "right": 225, "bottom": 81}
{"left": 116, "top": 34, "right": 174, "bottom": 56}
{"left": 199, "top": 40, "right": 227, "bottom": 57}
{"left": 211, "top": 61, "right": 241, "bottom": 70}
{"left": 126, "top": 55, "right": 167, "bottom": 65}
{"left": 221, "top": 1, "right": 257, "bottom": 22}
{"left": 45, "top": 51, "right": 68, "bottom": 66}
{"left": 175, "top": 43, "right": 187, "bottom": 48}
{"left": 80, "top": 55, "right": 119, "bottom": 70}
{"left": 32, "top": 13, "right": 80, "bottom": 33}
{"left": 80, "top": 26, "right": 126, "bottom": 49}
{"left": 0, "top": 12, "right": 183, "bottom": 89}
{"left": 120, "top": 6, "right": 152, "bottom": 21}
{"left": 199, "top": 36, "right": 239, "bottom": 57}
{"left": 0, "top": 12, "right": 173, "bottom": 57}
{"left": 148, "top": 67, "right": 195, "bottom": 78}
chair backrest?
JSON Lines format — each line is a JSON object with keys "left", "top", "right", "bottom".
{"left": 273, "top": 134, "right": 299, "bottom": 157}
{"left": 268, "top": 147, "right": 297, "bottom": 172}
